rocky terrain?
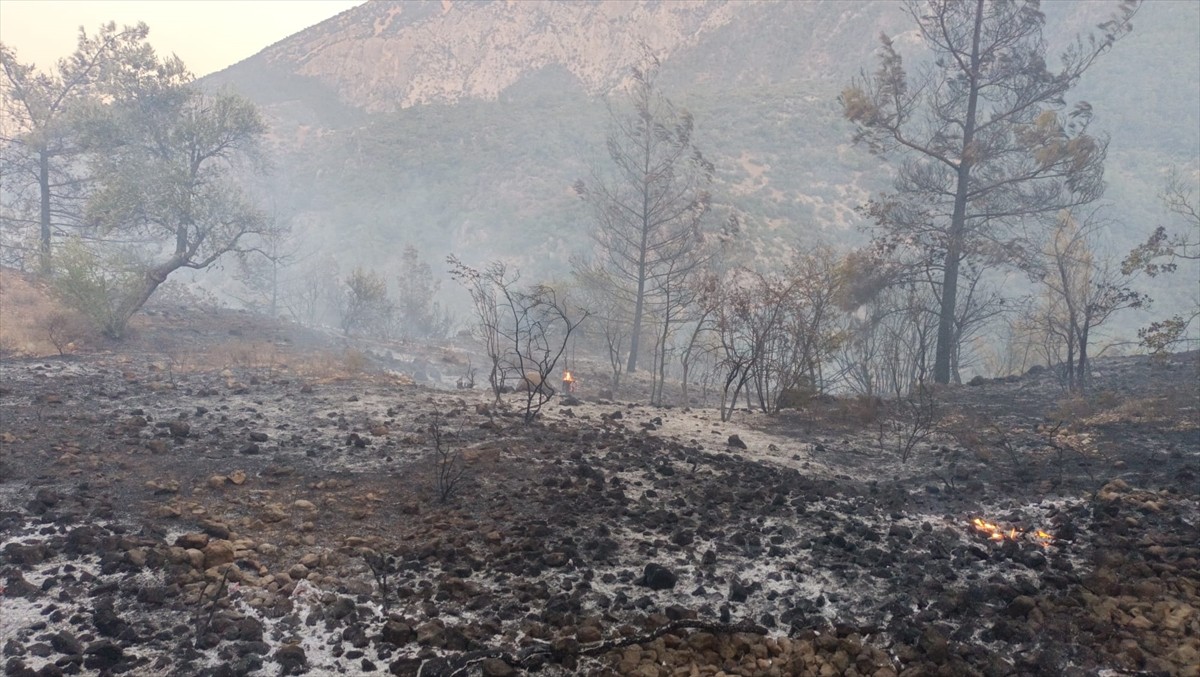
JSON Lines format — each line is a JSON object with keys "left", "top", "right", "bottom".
{"left": 1, "top": 302, "right": 1197, "bottom": 677}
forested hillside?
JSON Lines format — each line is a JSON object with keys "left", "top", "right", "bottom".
{"left": 203, "top": 0, "right": 1196, "bottom": 278}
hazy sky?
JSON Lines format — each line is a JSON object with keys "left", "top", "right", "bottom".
{"left": 0, "top": 0, "right": 365, "bottom": 77}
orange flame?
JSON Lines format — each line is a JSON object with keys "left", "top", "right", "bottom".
{"left": 562, "top": 370, "right": 575, "bottom": 383}
{"left": 970, "top": 518, "right": 1054, "bottom": 547}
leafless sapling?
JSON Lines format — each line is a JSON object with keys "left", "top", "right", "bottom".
{"left": 429, "top": 414, "right": 466, "bottom": 504}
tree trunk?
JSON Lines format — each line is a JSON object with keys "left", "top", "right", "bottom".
{"left": 38, "top": 150, "right": 52, "bottom": 276}
{"left": 933, "top": 0, "right": 986, "bottom": 385}
{"left": 1076, "top": 321, "right": 1091, "bottom": 393}
{"left": 627, "top": 286, "right": 645, "bottom": 373}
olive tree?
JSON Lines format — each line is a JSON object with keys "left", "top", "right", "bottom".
{"left": 0, "top": 22, "right": 151, "bottom": 273}
{"left": 81, "top": 74, "right": 270, "bottom": 336}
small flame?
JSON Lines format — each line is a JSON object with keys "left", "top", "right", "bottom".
{"left": 971, "top": 518, "right": 1054, "bottom": 547}
{"left": 562, "top": 370, "right": 575, "bottom": 383}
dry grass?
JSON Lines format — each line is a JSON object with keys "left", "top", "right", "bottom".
{"left": 1051, "top": 390, "right": 1121, "bottom": 424}
{"left": 1051, "top": 386, "right": 1199, "bottom": 432}
{"left": 830, "top": 395, "right": 885, "bottom": 426}
{"left": 1086, "top": 388, "right": 1200, "bottom": 431}
{"left": 0, "top": 267, "right": 91, "bottom": 358}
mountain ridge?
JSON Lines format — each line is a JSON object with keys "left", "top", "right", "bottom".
{"left": 199, "top": 0, "right": 1199, "bottom": 324}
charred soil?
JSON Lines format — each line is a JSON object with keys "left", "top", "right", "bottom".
{"left": 1, "top": 304, "right": 1197, "bottom": 677}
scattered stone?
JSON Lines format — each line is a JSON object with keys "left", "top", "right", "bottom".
{"left": 274, "top": 644, "right": 307, "bottom": 674}
{"left": 49, "top": 631, "right": 82, "bottom": 656}
{"left": 380, "top": 620, "right": 413, "bottom": 646}
{"left": 640, "top": 563, "right": 678, "bottom": 590}
{"left": 480, "top": 657, "right": 516, "bottom": 676}
{"left": 203, "top": 540, "right": 236, "bottom": 568}
{"left": 727, "top": 434, "right": 747, "bottom": 449}
{"left": 83, "top": 640, "right": 123, "bottom": 671}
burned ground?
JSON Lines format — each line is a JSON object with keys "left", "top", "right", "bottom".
{"left": 1, "top": 304, "right": 1197, "bottom": 677}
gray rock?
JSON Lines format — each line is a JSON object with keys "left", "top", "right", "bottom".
{"left": 274, "top": 643, "right": 307, "bottom": 674}
{"left": 49, "top": 631, "right": 82, "bottom": 656}
{"left": 640, "top": 563, "right": 677, "bottom": 590}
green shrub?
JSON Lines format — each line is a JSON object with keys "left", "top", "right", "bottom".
{"left": 51, "top": 239, "right": 146, "bottom": 339}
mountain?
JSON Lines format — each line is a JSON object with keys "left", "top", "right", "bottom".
{"left": 202, "top": 0, "right": 1199, "bottom": 309}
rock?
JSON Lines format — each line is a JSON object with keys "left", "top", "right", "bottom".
{"left": 543, "top": 552, "right": 568, "bottom": 567}
{"left": 416, "top": 620, "right": 446, "bottom": 648}
{"left": 167, "top": 421, "right": 190, "bottom": 439}
{"left": 17, "top": 662, "right": 50, "bottom": 677}
{"left": 201, "top": 520, "right": 232, "bottom": 539}
{"left": 3, "top": 543, "right": 48, "bottom": 566}
{"left": 83, "top": 640, "right": 123, "bottom": 671}
{"left": 49, "top": 631, "right": 83, "bottom": 656}
{"left": 236, "top": 618, "right": 264, "bottom": 642}
{"left": 184, "top": 548, "right": 206, "bottom": 570}
{"left": 249, "top": 432, "right": 269, "bottom": 442}
{"left": 274, "top": 644, "right": 307, "bottom": 674}
{"left": 239, "top": 443, "right": 261, "bottom": 455}
{"left": 670, "top": 529, "right": 694, "bottom": 547}
{"left": 727, "top": 434, "right": 747, "bottom": 449}
{"left": 1098, "top": 479, "right": 1130, "bottom": 501}
{"left": 125, "top": 548, "right": 148, "bottom": 568}
{"left": 920, "top": 627, "right": 949, "bottom": 663}
{"left": 967, "top": 375, "right": 986, "bottom": 386}
{"left": 389, "top": 657, "right": 422, "bottom": 676}
{"left": 327, "top": 596, "right": 356, "bottom": 620}
{"left": 480, "top": 657, "right": 516, "bottom": 676}
{"left": 380, "top": 620, "right": 413, "bottom": 646}
{"left": 176, "top": 533, "right": 210, "bottom": 550}
{"left": 229, "top": 470, "right": 247, "bottom": 485}
{"left": 640, "top": 563, "right": 678, "bottom": 590}
{"left": 203, "top": 540, "right": 236, "bottom": 568}
{"left": 293, "top": 500, "right": 317, "bottom": 512}
{"left": 729, "top": 578, "right": 751, "bottom": 603}
{"left": 262, "top": 504, "right": 287, "bottom": 522}
{"left": 147, "top": 479, "right": 179, "bottom": 495}
{"left": 1006, "top": 596, "right": 1037, "bottom": 618}
{"left": 34, "top": 488, "right": 62, "bottom": 508}
{"left": 92, "top": 597, "right": 127, "bottom": 638}
{"left": 518, "top": 372, "right": 553, "bottom": 394}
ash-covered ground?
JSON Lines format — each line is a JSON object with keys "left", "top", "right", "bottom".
{"left": 1, "top": 308, "right": 1197, "bottom": 677}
